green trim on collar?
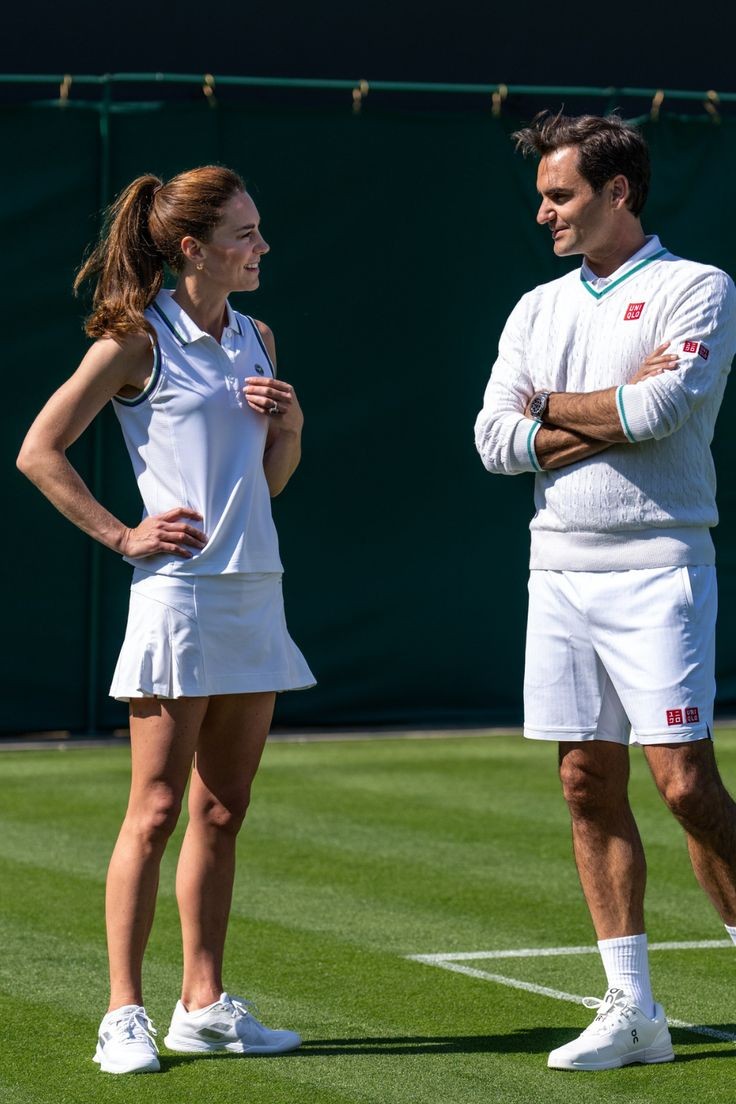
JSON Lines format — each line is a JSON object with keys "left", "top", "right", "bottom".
{"left": 581, "top": 249, "right": 668, "bottom": 301}
{"left": 151, "top": 300, "right": 188, "bottom": 345}
{"left": 527, "top": 421, "right": 542, "bottom": 472}
{"left": 616, "top": 385, "right": 636, "bottom": 443}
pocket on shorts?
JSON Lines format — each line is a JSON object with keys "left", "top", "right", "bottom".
{"left": 678, "top": 565, "right": 695, "bottom": 614}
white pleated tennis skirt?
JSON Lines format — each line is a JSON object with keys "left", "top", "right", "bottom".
{"left": 109, "top": 570, "right": 316, "bottom": 700}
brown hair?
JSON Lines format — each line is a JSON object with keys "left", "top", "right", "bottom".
{"left": 74, "top": 165, "right": 246, "bottom": 338}
{"left": 512, "top": 112, "right": 650, "bottom": 217}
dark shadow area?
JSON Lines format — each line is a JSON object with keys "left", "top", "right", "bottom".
{"left": 296, "top": 1030, "right": 566, "bottom": 1055}
{"left": 670, "top": 1025, "right": 736, "bottom": 1058}
{"left": 156, "top": 1029, "right": 592, "bottom": 1065}
{"left": 157, "top": 1026, "right": 736, "bottom": 1071}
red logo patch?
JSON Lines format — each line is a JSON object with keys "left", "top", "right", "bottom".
{"left": 685, "top": 707, "right": 700, "bottom": 724}
{"left": 624, "top": 302, "right": 645, "bottom": 321}
{"left": 666, "top": 709, "right": 683, "bottom": 726}
{"left": 683, "top": 340, "right": 710, "bottom": 360}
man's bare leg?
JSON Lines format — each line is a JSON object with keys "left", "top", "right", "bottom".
{"left": 645, "top": 740, "right": 736, "bottom": 925}
{"left": 558, "top": 741, "right": 646, "bottom": 938}
{"left": 547, "top": 741, "right": 673, "bottom": 1072}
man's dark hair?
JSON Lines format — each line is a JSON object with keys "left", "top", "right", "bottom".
{"left": 512, "top": 112, "right": 651, "bottom": 217}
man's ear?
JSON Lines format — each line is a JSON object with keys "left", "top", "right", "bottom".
{"left": 610, "top": 175, "right": 630, "bottom": 208}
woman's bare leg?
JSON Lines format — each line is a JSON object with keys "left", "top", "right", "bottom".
{"left": 106, "top": 697, "right": 208, "bottom": 1010}
{"left": 175, "top": 691, "right": 275, "bottom": 1010}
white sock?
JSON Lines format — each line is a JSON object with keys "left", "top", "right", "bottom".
{"left": 725, "top": 924, "right": 736, "bottom": 946}
{"left": 597, "top": 933, "right": 654, "bottom": 1018}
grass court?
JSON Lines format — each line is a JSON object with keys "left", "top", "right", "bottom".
{"left": 2, "top": 730, "right": 736, "bottom": 1103}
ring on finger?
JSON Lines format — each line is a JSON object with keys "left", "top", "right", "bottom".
{"left": 268, "top": 401, "right": 280, "bottom": 416}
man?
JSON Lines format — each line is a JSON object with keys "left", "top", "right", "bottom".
{"left": 474, "top": 112, "right": 736, "bottom": 1071}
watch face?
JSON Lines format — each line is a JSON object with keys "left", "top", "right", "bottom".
{"left": 530, "top": 394, "right": 546, "bottom": 417}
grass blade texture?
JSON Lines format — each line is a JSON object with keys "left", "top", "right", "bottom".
{"left": 2, "top": 732, "right": 736, "bottom": 1103}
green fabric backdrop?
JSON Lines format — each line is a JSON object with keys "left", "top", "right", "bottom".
{"left": 4, "top": 102, "right": 736, "bottom": 731}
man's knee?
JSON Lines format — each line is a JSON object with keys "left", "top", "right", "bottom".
{"left": 657, "top": 763, "right": 726, "bottom": 828}
{"left": 558, "top": 746, "right": 629, "bottom": 818}
{"left": 648, "top": 742, "right": 733, "bottom": 830}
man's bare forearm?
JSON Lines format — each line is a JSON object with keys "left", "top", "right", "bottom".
{"left": 544, "top": 388, "right": 628, "bottom": 443}
{"left": 534, "top": 424, "right": 613, "bottom": 470}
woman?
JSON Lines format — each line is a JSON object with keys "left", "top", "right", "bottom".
{"left": 17, "top": 166, "right": 314, "bottom": 1074}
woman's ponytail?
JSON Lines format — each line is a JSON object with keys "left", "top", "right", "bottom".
{"left": 74, "top": 175, "right": 165, "bottom": 339}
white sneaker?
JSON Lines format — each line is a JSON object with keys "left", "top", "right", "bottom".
{"left": 164, "top": 992, "right": 301, "bottom": 1055}
{"left": 548, "top": 987, "right": 675, "bottom": 1071}
{"left": 93, "top": 1005, "right": 160, "bottom": 1074}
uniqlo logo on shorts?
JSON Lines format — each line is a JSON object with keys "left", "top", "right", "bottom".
{"left": 683, "top": 340, "right": 699, "bottom": 353}
{"left": 685, "top": 707, "right": 700, "bottom": 723}
{"left": 624, "top": 302, "right": 645, "bottom": 320}
{"left": 698, "top": 344, "right": 710, "bottom": 360}
{"left": 666, "top": 709, "right": 683, "bottom": 726}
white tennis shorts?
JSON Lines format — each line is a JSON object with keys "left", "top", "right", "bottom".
{"left": 523, "top": 565, "right": 716, "bottom": 745}
{"left": 109, "top": 570, "right": 316, "bottom": 700}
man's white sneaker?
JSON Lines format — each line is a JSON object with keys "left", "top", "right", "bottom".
{"left": 93, "top": 1005, "right": 160, "bottom": 1074}
{"left": 164, "top": 992, "right": 301, "bottom": 1055}
{"left": 548, "top": 987, "right": 675, "bottom": 1071}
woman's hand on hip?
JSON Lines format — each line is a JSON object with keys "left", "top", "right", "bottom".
{"left": 121, "top": 508, "right": 208, "bottom": 558}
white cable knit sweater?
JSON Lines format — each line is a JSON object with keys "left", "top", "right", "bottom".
{"left": 474, "top": 237, "right": 736, "bottom": 570}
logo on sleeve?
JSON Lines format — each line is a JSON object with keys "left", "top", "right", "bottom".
{"left": 683, "top": 341, "right": 710, "bottom": 360}
{"left": 624, "top": 302, "right": 645, "bottom": 321}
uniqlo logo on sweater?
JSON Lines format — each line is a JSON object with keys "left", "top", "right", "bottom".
{"left": 666, "top": 709, "right": 683, "bottom": 726}
{"left": 624, "top": 302, "right": 645, "bottom": 320}
{"left": 683, "top": 340, "right": 710, "bottom": 360}
{"left": 685, "top": 707, "right": 700, "bottom": 723}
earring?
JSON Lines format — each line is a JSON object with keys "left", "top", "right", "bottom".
{"left": 196, "top": 262, "right": 204, "bottom": 271}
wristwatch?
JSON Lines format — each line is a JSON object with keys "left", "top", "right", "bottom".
{"left": 529, "top": 390, "right": 551, "bottom": 423}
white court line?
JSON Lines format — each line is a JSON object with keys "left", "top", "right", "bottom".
{"left": 405, "top": 942, "right": 736, "bottom": 1044}
{"left": 408, "top": 940, "right": 732, "bottom": 964}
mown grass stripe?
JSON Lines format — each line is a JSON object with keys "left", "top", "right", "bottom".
{"left": 408, "top": 958, "right": 736, "bottom": 1043}
{"left": 3, "top": 736, "right": 736, "bottom": 1103}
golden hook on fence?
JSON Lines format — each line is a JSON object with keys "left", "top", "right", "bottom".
{"left": 352, "top": 79, "right": 369, "bottom": 114}
{"left": 704, "top": 89, "right": 720, "bottom": 122}
{"left": 203, "top": 73, "right": 217, "bottom": 108}
{"left": 491, "top": 83, "right": 508, "bottom": 118}
{"left": 650, "top": 89, "right": 664, "bottom": 122}
{"left": 59, "top": 74, "right": 72, "bottom": 103}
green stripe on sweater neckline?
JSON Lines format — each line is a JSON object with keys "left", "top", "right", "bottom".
{"left": 581, "top": 249, "right": 667, "bottom": 300}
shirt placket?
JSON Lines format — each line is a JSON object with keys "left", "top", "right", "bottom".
{"left": 220, "top": 334, "right": 244, "bottom": 410}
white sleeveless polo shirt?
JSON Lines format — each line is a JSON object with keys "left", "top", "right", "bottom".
{"left": 112, "top": 290, "right": 283, "bottom": 576}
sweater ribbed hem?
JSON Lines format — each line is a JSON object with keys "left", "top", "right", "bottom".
{"left": 529, "top": 527, "right": 715, "bottom": 570}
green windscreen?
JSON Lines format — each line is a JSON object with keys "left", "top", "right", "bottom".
{"left": 5, "top": 100, "right": 735, "bottom": 731}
